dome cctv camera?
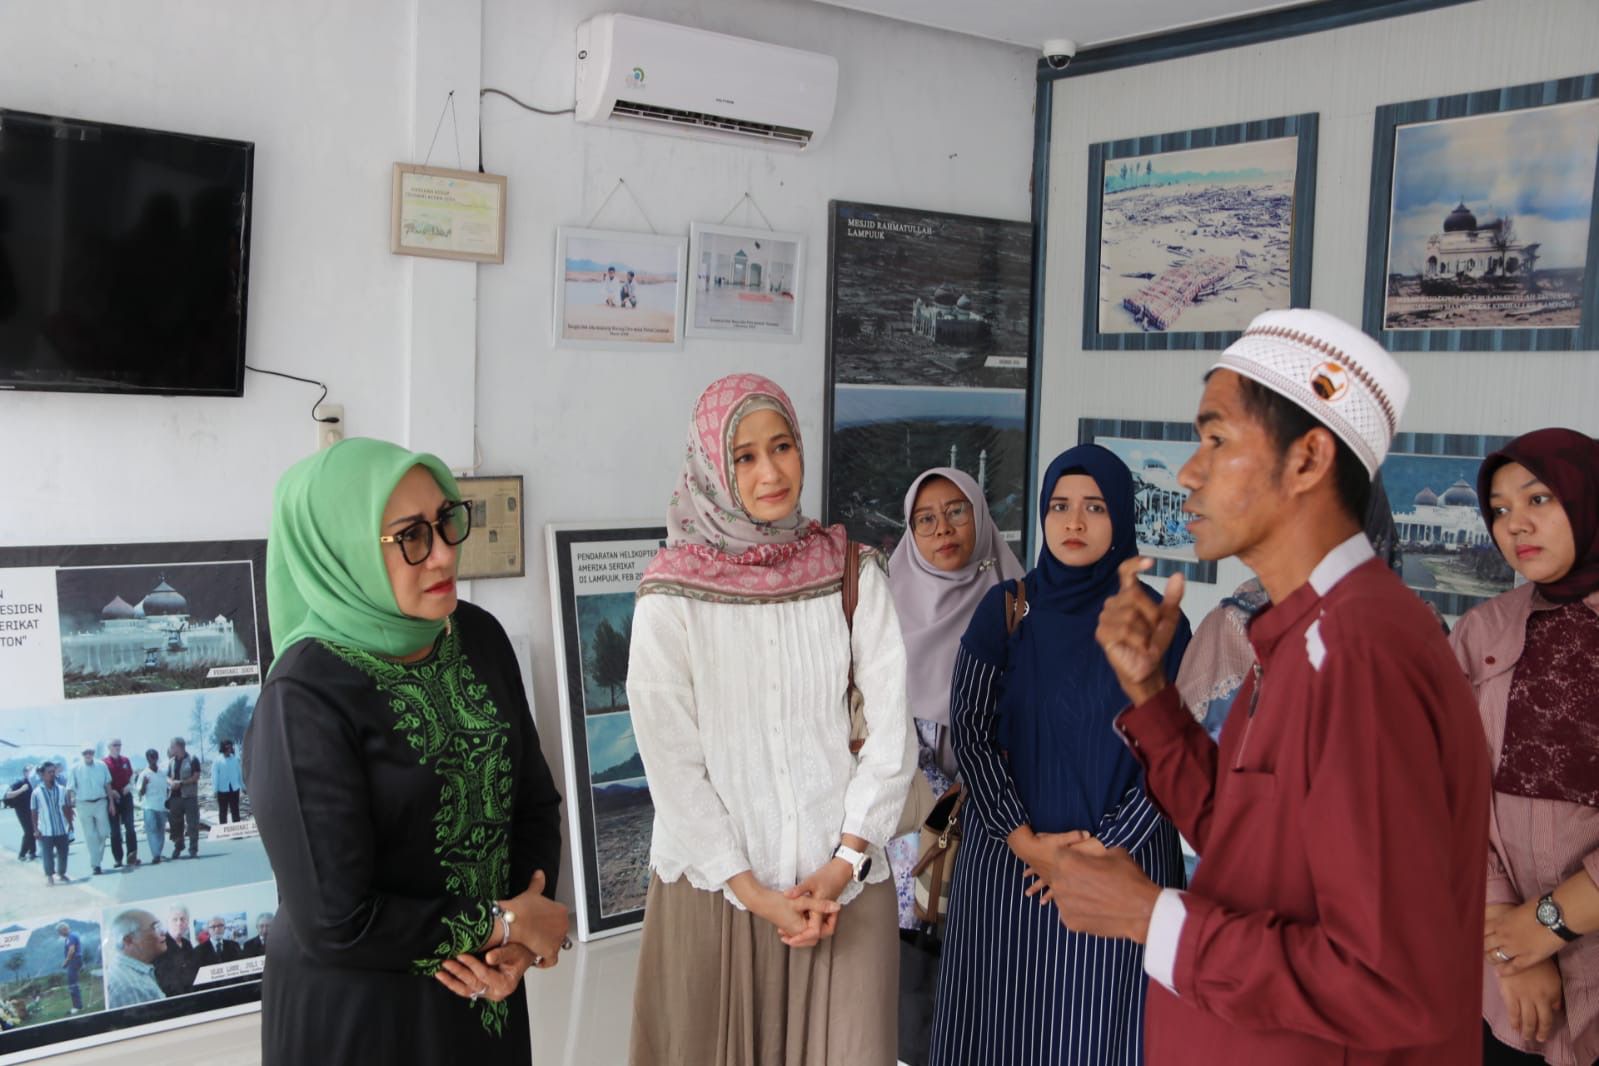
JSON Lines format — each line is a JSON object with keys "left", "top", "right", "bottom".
{"left": 1042, "top": 38, "right": 1078, "bottom": 70}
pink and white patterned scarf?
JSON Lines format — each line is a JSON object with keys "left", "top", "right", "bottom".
{"left": 637, "top": 373, "right": 849, "bottom": 604}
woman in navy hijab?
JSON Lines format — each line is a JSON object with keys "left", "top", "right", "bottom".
{"left": 929, "top": 444, "right": 1191, "bottom": 1066}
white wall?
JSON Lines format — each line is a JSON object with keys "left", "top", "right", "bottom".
{"left": 0, "top": 1, "right": 423, "bottom": 541}
{"left": 0, "top": 0, "right": 1035, "bottom": 1060}
{"left": 1038, "top": 0, "right": 1599, "bottom": 621}
{"left": 470, "top": 0, "right": 1035, "bottom": 906}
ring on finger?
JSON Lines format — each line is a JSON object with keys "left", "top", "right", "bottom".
{"left": 1493, "top": 948, "right": 1511, "bottom": 963}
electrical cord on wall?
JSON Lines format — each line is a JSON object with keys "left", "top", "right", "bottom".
{"left": 480, "top": 87, "right": 575, "bottom": 116}
{"left": 244, "top": 364, "right": 340, "bottom": 424}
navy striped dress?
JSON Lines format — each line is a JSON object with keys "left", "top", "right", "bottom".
{"left": 928, "top": 573, "right": 1190, "bottom": 1066}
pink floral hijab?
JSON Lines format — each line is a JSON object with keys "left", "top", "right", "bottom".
{"left": 637, "top": 373, "right": 850, "bottom": 604}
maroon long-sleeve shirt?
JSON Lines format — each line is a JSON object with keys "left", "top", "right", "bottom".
{"left": 1118, "top": 548, "right": 1489, "bottom": 1065}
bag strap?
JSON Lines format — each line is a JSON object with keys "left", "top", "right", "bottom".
{"left": 1003, "top": 579, "right": 1027, "bottom": 635}
{"left": 841, "top": 541, "right": 860, "bottom": 630}
{"left": 843, "top": 541, "right": 863, "bottom": 754}
{"left": 910, "top": 784, "right": 965, "bottom": 878}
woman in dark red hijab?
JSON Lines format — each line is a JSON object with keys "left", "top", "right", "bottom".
{"left": 1451, "top": 427, "right": 1599, "bottom": 1066}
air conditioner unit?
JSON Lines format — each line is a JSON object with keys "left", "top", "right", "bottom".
{"left": 574, "top": 14, "right": 839, "bottom": 153}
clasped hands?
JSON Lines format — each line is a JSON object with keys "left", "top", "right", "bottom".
{"left": 1010, "top": 827, "right": 1161, "bottom": 944}
{"left": 434, "top": 869, "right": 572, "bottom": 1004}
{"left": 1484, "top": 902, "right": 1566, "bottom": 1043}
{"left": 731, "top": 858, "right": 853, "bottom": 949}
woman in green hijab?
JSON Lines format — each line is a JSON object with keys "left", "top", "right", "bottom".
{"left": 245, "top": 438, "right": 567, "bottom": 1064}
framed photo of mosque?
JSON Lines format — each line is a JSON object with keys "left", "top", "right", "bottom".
{"left": 1379, "top": 432, "right": 1514, "bottom": 623}
{"left": 1076, "top": 419, "right": 1218, "bottom": 587}
{"left": 823, "top": 200, "right": 1034, "bottom": 557}
{"left": 545, "top": 522, "right": 667, "bottom": 942}
{"left": 685, "top": 222, "right": 805, "bottom": 341}
{"left": 0, "top": 540, "right": 276, "bottom": 1061}
{"left": 1363, "top": 72, "right": 1599, "bottom": 351}
{"left": 1083, "top": 112, "right": 1319, "bottom": 350}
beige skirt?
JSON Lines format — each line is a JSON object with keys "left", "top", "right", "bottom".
{"left": 629, "top": 874, "right": 899, "bottom": 1066}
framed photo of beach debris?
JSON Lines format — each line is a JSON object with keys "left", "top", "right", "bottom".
{"left": 553, "top": 228, "right": 687, "bottom": 351}
{"left": 0, "top": 539, "right": 276, "bottom": 1061}
{"left": 390, "top": 163, "right": 507, "bottom": 264}
{"left": 1362, "top": 73, "right": 1599, "bottom": 352}
{"left": 822, "top": 201, "right": 1034, "bottom": 561}
{"left": 545, "top": 522, "right": 666, "bottom": 941}
{"left": 1083, "top": 112, "right": 1319, "bottom": 350}
{"left": 455, "top": 476, "right": 524, "bottom": 580}
{"left": 1076, "top": 419, "right": 1218, "bottom": 586}
{"left": 685, "top": 222, "right": 805, "bottom": 342}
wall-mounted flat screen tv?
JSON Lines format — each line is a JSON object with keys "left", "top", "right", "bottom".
{"left": 0, "top": 108, "right": 254, "bottom": 396}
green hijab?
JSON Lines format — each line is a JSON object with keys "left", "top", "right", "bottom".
{"left": 267, "top": 437, "right": 461, "bottom": 659}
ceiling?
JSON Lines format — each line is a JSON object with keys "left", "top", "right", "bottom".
{"left": 804, "top": 0, "right": 1315, "bottom": 50}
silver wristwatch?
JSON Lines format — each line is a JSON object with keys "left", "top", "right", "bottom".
{"left": 832, "top": 843, "right": 872, "bottom": 883}
{"left": 1536, "top": 893, "right": 1580, "bottom": 943}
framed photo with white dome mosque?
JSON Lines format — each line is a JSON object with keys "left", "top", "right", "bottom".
{"left": 1379, "top": 432, "right": 1514, "bottom": 623}
{"left": 1363, "top": 72, "right": 1599, "bottom": 351}
{"left": 0, "top": 539, "right": 277, "bottom": 1060}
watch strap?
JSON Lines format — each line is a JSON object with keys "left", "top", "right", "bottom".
{"left": 833, "top": 843, "right": 869, "bottom": 881}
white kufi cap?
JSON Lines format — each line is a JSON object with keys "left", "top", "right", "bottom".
{"left": 1211, "top": 309, "right": 1409, "bottom": 476}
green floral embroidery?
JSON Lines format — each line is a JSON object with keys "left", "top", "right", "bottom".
{"left": 324, "top": 623, "right": 514, "bottom": 1036}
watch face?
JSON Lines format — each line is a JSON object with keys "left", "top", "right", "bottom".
{"left": 857, "top": 856, "right": 873, "bottom": 882}
{"left": 1537, "top": 898, "right": 1561, "bottom": 927}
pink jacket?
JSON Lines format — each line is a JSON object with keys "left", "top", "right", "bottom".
{"left": 1451, "top": 585, "right": 1599, "bottom": 1066}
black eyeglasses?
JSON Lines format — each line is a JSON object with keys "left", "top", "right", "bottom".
{"left": 378, "top": 501, "right": 472, "bottom": 565}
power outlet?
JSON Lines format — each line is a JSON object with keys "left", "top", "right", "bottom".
{"left": 314, "top": 403, "right": 345, "bottom": 450}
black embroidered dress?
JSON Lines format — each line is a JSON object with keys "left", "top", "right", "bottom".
{"left": 245, "top": 601, "right": 562, "bottom": 1064}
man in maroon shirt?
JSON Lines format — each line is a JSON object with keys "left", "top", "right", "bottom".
{"left": 103, "top": 738, "right": 140, "bottom": 867}
{"left": 1034, "top": 309, "right": 1490, "bottom": 1065}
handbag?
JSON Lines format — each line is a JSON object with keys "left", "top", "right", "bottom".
{"left": 841, "top": 541, "right": 935, "bottom": 838}
{"left": 909, "top": 579, "right": 1028, "bottom": 925}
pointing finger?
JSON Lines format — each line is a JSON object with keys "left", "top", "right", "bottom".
{"left": 1117, "top": 556, "right": 1153, "bottom": 593}
{"left": 1161, "top": 571, "right": 1186, "bottom": 612}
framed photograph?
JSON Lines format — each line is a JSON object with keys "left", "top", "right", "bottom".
{"left": 553, "top": 228, "right": 687, "bottom": 350}
{"left": 456, "top": 475, "right": 524, "bottom": 580}
{"left": 0, "top": 541, "right": 274, "bottom": 1061}
{"left": 389, "top": 163, "right": 507, "bottom": 264}
{"left": 1363, "top": 73, "right": 1599, "bottom": 351}
{"left": 685, "top": 222, "right": 804, "bottom": 341}
{"left": 1084, "top": 113, "right": 1318, "bottom": 350}
{"left": 1076, "top": 419, "right": 1218, "bottom": 586}
{"left": 546, "top": 522, "right": 666, "bottom": 941}
{"left": 1381, "top": 432, "right": 1514, "bottom": 622}
{"left": 823, "top": 201, "right": 1033, "bottom": 557}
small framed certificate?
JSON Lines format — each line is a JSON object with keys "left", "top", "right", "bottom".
{"left": 390, "top": 163, "right": 507, "bottom": 264}
{"left": 457, "top": 475, "right": 525, "bottom": 579}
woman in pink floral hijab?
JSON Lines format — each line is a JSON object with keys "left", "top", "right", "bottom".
{"left": 637, "top": 372, "right": 849, "bottom": 603}
{"left": 628, "top": 373, "right": 914, "bottom": 1066}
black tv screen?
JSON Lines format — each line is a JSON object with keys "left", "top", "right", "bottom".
{"left": 0, "top": 109, "right": 253, "bottom": 396}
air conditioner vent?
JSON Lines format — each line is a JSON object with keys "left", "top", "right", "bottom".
{"left": 611, "top": 99, "right": 812, "bottom": 147}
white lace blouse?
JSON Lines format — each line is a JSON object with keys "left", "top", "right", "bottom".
{"left": 626, "top": 560, "right": 914, "bottom": 909}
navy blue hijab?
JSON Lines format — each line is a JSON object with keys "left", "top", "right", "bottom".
{"left": 1032, "top": 444, "right": 1140, "bottom": 613}
{"left": 960, "top": 444, "right": 1191, "bottom": 835}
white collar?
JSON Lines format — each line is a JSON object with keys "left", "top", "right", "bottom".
{"left": 1308, "top": 533, "right": 1374, "bottom": 597}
